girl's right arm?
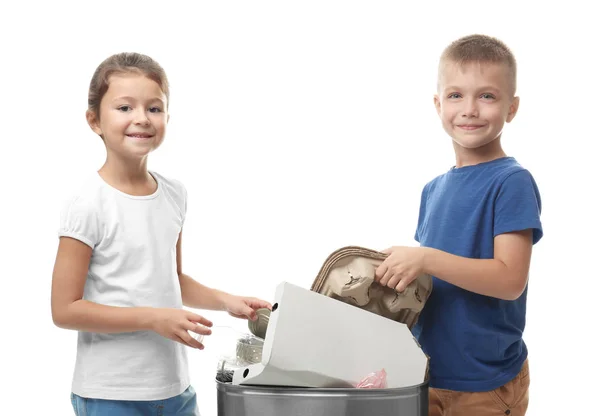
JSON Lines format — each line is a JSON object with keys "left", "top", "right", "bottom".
{"left": 51, "top": 236, "right": 212, "bottom": 348}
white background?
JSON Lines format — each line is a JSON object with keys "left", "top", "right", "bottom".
{"left": 1, "top": 1, "right": 598, "bottom": 415}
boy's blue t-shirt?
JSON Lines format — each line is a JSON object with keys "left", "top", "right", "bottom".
{"left": 412, "top": 156, "right": 543, "bottom": 392}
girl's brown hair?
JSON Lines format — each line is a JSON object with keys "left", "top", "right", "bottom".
{"left": 88, "top": 52, "right": 170, "bottom": 117}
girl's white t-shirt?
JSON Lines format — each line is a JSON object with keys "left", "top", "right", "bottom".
{"left": 58, "top": 171, "right": 190, "bottom": 401}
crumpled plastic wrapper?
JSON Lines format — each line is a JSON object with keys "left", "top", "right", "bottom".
{"left": 216, "top": 333, "right": 264, "bottom": 383}
{"left": 355, "top": 368, "right": 388, "bottom": 388}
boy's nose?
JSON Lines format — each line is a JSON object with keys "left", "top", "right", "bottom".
{"left": 461, "top": 99, "right": 479, "bottom": 118}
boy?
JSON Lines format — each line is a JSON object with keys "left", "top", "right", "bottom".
{"left": 374, "top": 34, "right": 543, "bottom": 415}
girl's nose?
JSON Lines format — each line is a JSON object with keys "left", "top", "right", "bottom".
{"left": 134, "top": 109, "right": 151, "bottom": 126}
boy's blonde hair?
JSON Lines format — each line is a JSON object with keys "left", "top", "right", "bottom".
{"left": 438, "top": 34, "right": 517, "bottom": 96}
{"left": 88, "top": 52, "right": 170, "bottom": 118}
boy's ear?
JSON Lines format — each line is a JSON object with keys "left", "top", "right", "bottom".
{"left": 433, "top": 94, "right": 442, "bottom": 117}
{"left": 86, "top": 110, "right": 103, "bottom": 137}
{"left": 506, "top": 96, "right": 520, "bottom": 123}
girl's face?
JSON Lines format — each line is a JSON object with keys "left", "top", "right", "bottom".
{"left": 88, "top": 73, "right": 168, "bottom": 160}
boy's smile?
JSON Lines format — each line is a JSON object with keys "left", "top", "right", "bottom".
{"left": 434, "top": 61, "right": 519, "bottom": 165}
{"left": 456, "top": 124, "right": 484, "bottom": 130}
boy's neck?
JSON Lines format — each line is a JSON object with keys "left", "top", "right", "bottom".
{"left": 452, "top": 137, "right": 507, "bottom": 168}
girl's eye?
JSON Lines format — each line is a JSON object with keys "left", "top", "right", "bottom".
{"left": 118, "top": 105, "right": 132, "bottom": 112}
{"left": 149, "top": 107, "right": 162, "bottom": 113}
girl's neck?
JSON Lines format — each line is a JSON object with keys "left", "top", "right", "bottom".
{"left": 98, "top": 153, "right": 157, "bottom": 196}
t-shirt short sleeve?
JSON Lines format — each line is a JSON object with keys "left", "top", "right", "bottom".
{"left": 494, "top": 170, "right": 543, "bottom": 244}
{"left": 181, "top": 183, "right": 188, "bottom": 226}
{"left": 170, "top": 178, "right": 187, "bottom": 227}
{"left": 414, "top": 182, "right": 430, "bottom": 243}
{"left": 58, "top": 196, "right": 99, "bottom": 249}
{"left": 151, "top": 171, "right": 187, "bottom": 229}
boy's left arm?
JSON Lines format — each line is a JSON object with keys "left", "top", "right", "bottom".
{"left": 375, "top": 229, "right": 533, "bottom": 301}
{"left": 176, "top": 231, "right": 272, "bottom": 320}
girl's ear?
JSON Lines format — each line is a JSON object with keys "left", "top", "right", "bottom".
{"left": 86, "top": 109, "right": 103, "bottom": 137}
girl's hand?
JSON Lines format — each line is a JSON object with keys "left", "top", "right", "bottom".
{"left": 223, "top": 295, "right": 272, "bottom": 321}
{"left": 150, "top": 308, "right": 213, "bottom": 349}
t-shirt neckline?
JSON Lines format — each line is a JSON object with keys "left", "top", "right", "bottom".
{"left": 95, "top": 171, "right": 161, "bottom": 200}
{"left": 449, "top": 156, "right": 514, "bottom": 174}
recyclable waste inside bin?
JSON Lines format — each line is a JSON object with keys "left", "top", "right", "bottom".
{"left": 216, "top": 246, "right": 433, "bottom": 416}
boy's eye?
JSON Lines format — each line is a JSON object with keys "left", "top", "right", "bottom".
{"left": 447, "top": 93, "right": 461, "bottom": 99}
{"left": 149, "top": 107, "right": 163, "bottom": 113}
{"left": 481, "top": 93, "right": 495, "bottom": 99}
{"left": 118, "top": 105, "right": 132, "bottom": 112}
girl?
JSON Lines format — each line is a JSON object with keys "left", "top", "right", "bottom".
{"left": 51, "top": 52, "right": 271, "bottom": 415}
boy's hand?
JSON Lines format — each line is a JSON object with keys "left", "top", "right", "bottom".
{"left": 150, "top": 308, "right": 213, "bottom": 350}
{"left": 223, "top": 294, "right": 272, "bottom": 321}
{"left": 375, "top": 246, "right": 426, "bottom": 292}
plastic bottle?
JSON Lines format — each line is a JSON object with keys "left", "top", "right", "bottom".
{"left": 189, "top": 325, "right": 243, "bottom": 345}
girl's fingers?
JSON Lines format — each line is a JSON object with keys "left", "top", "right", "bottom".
{"left": 176, "top": 331, "right": 204, "bottom": 350}
{"left": 186, "top": 322, "right": 212, "bottom": 336}
{"left": 188, "top": 313, "right": 213, "bottom": 328}
{"left": 247, "top": 298, "right": 272, "bottom": 310}
{"left": 231, "top": 305, "right": 255, "bottom": 320}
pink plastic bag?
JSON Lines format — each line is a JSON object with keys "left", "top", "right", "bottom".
{"left": 355, "top": 368, "right": 387, "bottom": 388}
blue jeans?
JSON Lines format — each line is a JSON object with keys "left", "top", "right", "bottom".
{"left": 71, "top": 385, "right": 200, "bottom": 416}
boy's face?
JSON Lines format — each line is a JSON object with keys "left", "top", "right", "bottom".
{"left": 434, "top": 61, "right": 519, "bottom": 151}
{"left": 87, "top": 73, "right": 169, "bottom": 160}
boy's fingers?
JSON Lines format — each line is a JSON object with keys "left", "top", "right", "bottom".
{"left": 375, "top": 264, "right": 387, "bottom": 281}
{"left": 395, "top": 279, "right": 407, "bottom": 293}
{"left": 380, "top": 268, "right": 393, "bottom": 286}
{"left": 378, "top": 274, "right": 387, "bottom": 286}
